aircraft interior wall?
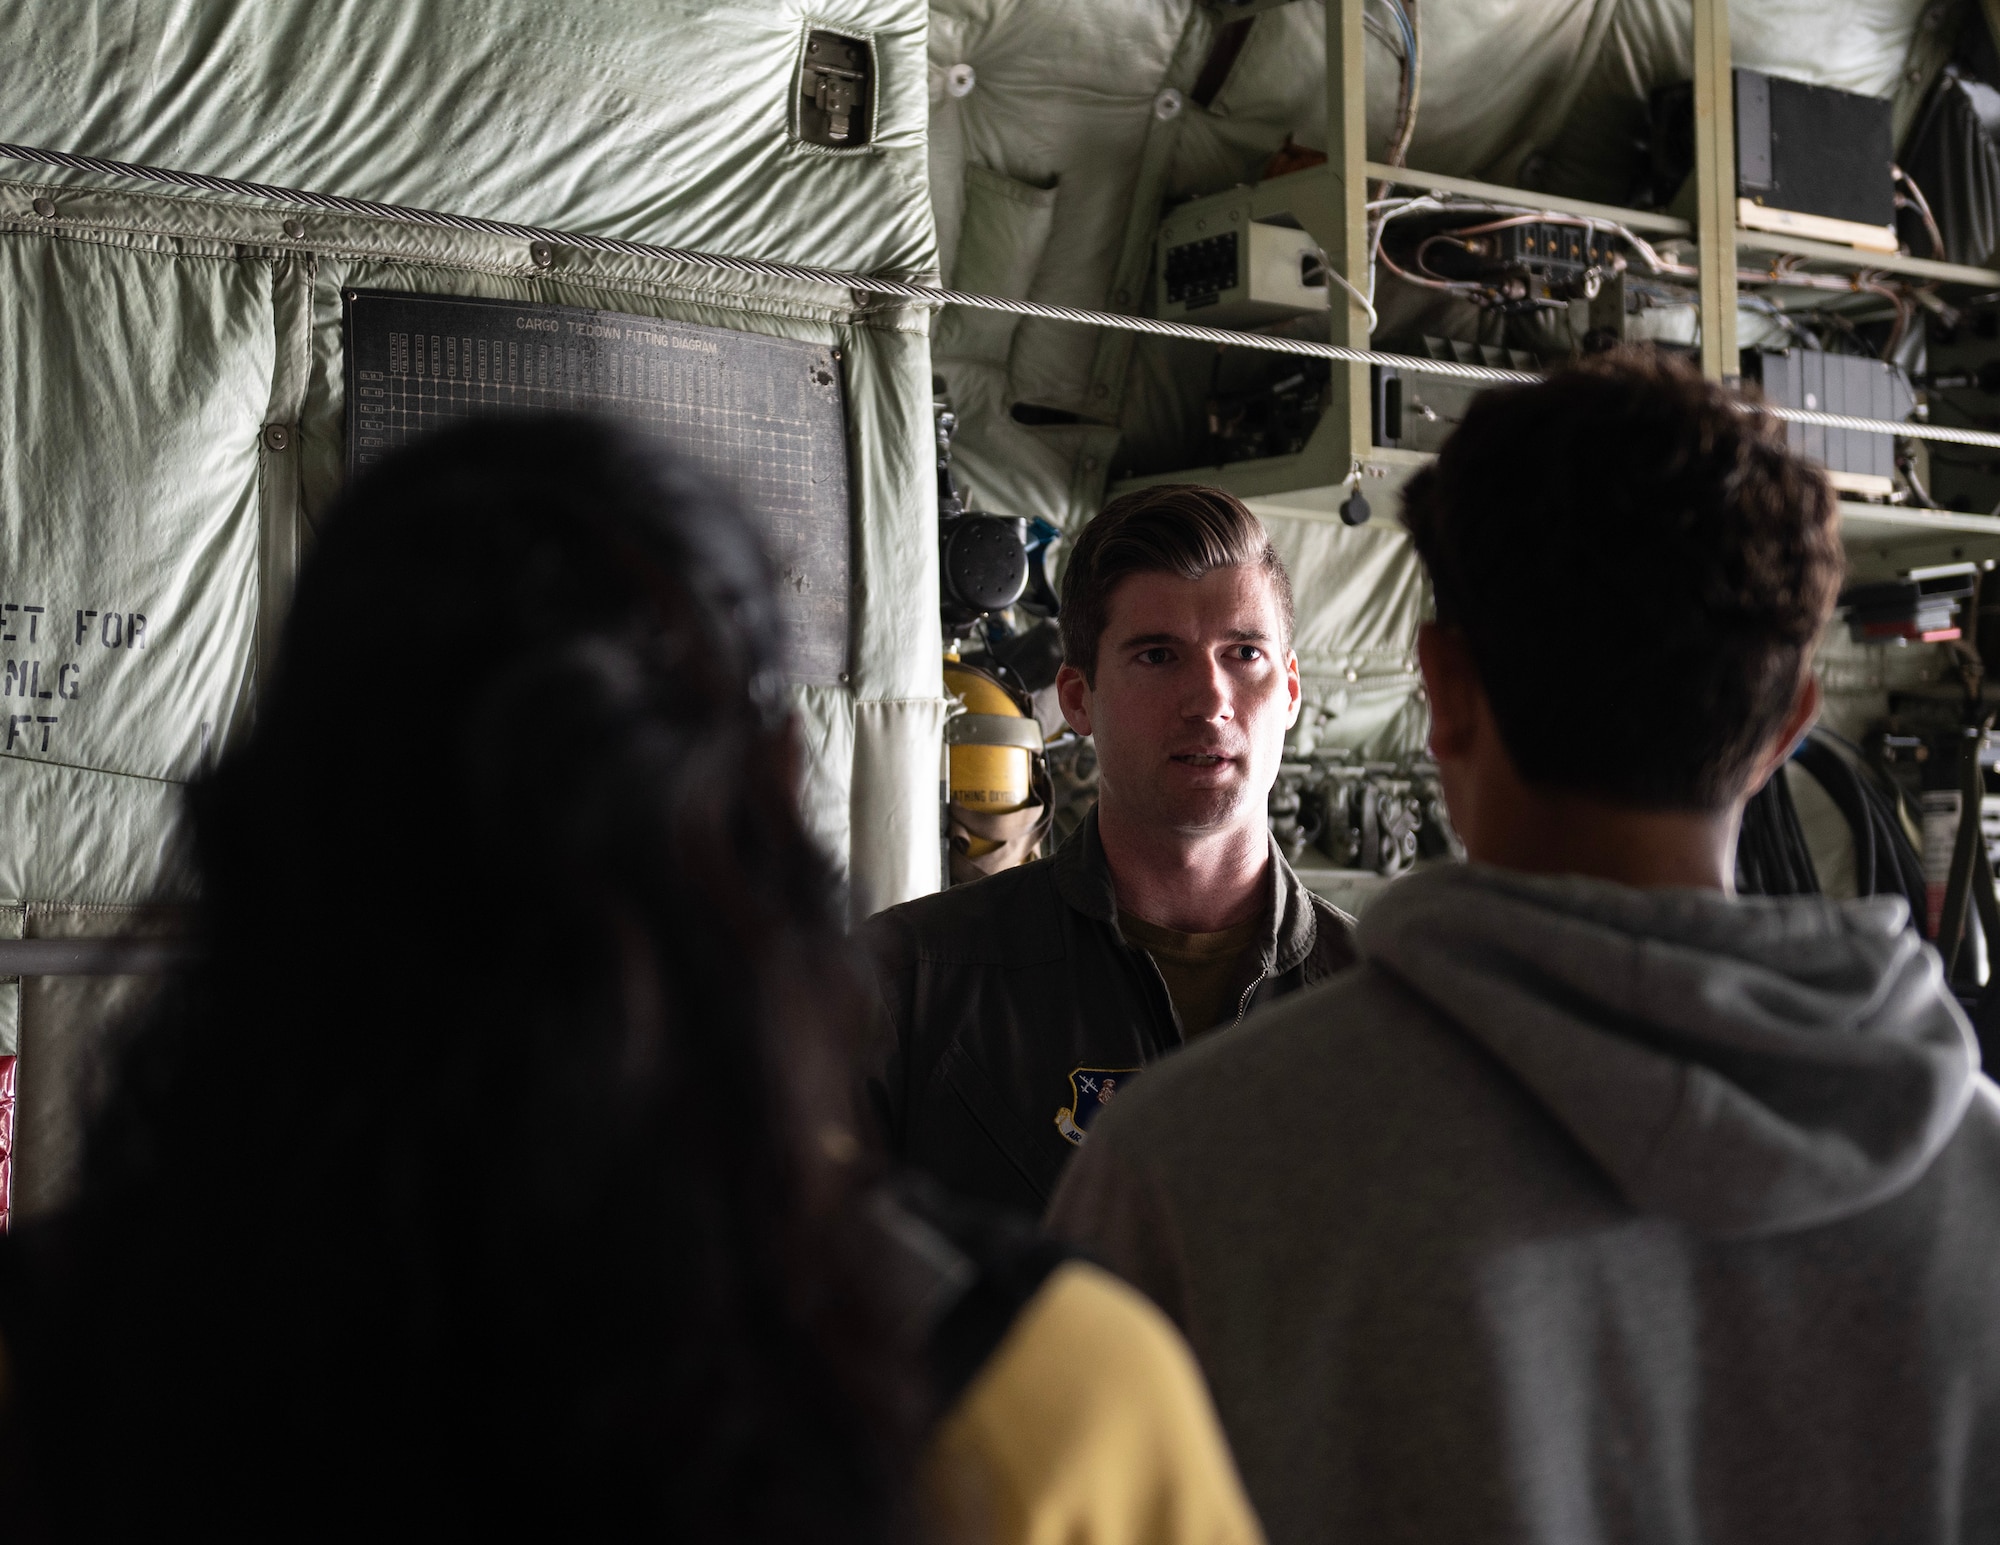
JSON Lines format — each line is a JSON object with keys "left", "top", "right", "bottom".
{"left": 0, "top": 0, "right": 942, "bottom": 1219}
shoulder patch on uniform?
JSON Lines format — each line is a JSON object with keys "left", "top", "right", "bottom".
{"left": 1055, "top": 1065, "right": 1142, "bottom": 1146}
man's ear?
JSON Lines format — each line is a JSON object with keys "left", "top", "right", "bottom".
{"left": 1743, "top": 670, "right": 1822, "bottom": 795}
{"left": 1055, "top": 662, "right": 1094, "bottom": 737}
{"left": 1417, "top": 623, "right": 1480, "bottom": 763}
{"left": 1283, "top": 648, "right": 1302, "bottom": 729}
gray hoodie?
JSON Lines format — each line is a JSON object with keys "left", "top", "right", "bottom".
{"left": 1047, "top": 863, "right": 2000, "bottom": 1545}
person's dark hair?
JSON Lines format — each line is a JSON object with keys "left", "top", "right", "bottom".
{"left": 1401, "top": 347, "right": 1841, "bottom": 810}
{"left": 2, "top": 416, "right": 915, "bottom": 1539}
{"left": 1058, "top": 484, "right": 1295, "bottom": 683}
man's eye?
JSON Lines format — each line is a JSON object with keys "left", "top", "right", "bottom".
{"left": 1138, "top": 647, "right": 1173, "bottom": 665}
{"left": 1233, "top": 645, "right": 1263, "bottom": 661}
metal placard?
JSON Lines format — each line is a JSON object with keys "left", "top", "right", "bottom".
{"left": 342, "top": 290, "right": 850, "bottom": 685}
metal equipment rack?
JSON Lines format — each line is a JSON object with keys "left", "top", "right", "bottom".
{"left": 1112, "top": 0, "right": 2000, "bottom": 574}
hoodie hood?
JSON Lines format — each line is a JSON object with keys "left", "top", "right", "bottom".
{"left": 1359, "top": 865, "right": 1981, "bottom": 1237}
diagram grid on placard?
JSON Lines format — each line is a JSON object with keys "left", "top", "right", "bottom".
{"left": 342, "top": 290, "right": 850, "bottom": 685}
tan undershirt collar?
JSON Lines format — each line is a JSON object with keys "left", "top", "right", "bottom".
{"left": 1118, "top": 909, "right": 1265, "bottom": 1038}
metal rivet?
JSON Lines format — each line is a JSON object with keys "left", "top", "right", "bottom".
{"left": 1154, "top": 88, "right": 1184, "bottom": 121}
{"left": 282, "top": 217, "right": 305, "bottom": 240}
{"left": 529, "top": 241, "right": 556, "bottom": 269}
{"left": 30, "top": 197, "right": 54, "bottom": 219}
{"left": 262, "top": 424, "right": 291, "bottom": 453}
{"left": 946, "top": 62, "right": 976, "bottom": 98}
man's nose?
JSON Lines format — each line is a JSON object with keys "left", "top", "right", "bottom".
{"left": 1181, "top": 656, "right": 1232, "bottom": 720}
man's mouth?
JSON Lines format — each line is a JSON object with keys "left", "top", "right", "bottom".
{"left": 1171, "top": 752, "right": 1234, "bottom": 767}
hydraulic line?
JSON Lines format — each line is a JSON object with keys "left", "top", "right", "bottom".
{"left": 1378, "top": 0, "right": 1420, "bottom": 176}
{"left": 4, "top": 140, "right": 2000, "bottom": 449}
{"left": 1894, "top": 164, "right": 1947, "bottom": 262}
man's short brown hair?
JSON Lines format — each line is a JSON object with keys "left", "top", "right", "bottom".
{"left": 1401, "top": 347, "right": 1842, "bottom": 810}
{"left": 1059, "top": 485, "right": 1294, "bottom": 683}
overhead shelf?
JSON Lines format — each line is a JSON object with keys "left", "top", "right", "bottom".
{"left": 1735, "top": 230, "right": 2000, "bottom": 289}
{"left": 1362, "top": 162, "right": 1691, "bottom": 237}
{"left": 1365, "top": 162, "right": 2000, "bottom": 290}
{"left": 1839, "top": 502, "right": 2000, "bottom": 580}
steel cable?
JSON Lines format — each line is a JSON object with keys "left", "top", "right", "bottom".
{"left": 0, "top": 140, "right": 1530, "bottom": 386}
{"left": 6, "top": 140, "right": 2000, "bottom": 448}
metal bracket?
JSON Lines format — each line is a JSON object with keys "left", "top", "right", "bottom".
{"left": 798, "top": 31, "right": 873, "bottom": 148}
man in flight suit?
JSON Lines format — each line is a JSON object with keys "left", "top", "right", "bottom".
{"left": 860, "top": 485, "right": 1357, "bottom": 1213}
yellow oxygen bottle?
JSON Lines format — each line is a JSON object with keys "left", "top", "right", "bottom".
{"left": 942, "top": 659, "right": 1037, "bottom": 861}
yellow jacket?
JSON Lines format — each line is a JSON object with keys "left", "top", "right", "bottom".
{"left": 929, "top": 1261, "right": 1265, "bottom": 1545}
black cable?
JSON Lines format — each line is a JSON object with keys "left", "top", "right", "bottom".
{"left": 1790, "top": 736, "right": 1881, "bottom": 895}
{"left": 1787, "top": 727, "right": 1932, "bottom": 936}
{"left": 1736, "top": 764, "right": 1821, "bottom": 897}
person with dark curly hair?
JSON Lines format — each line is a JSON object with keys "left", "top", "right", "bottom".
{"left": 0, "top": 417, "right": 1264, "bottom": 1545}
{"left": 1052, "top": 350, "right": 2000, "bottom": 1542}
